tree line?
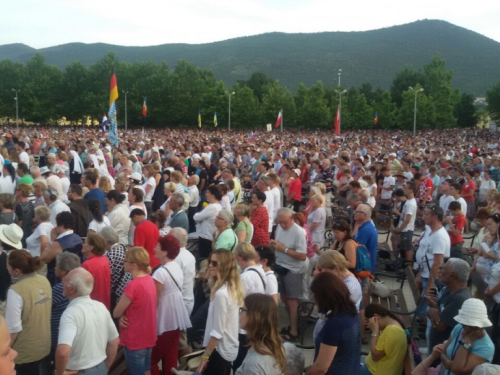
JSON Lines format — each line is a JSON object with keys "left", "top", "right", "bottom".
{"left": 0, "top": 51, "right": 489, "bottom": 130}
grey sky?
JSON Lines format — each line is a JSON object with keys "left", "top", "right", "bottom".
{"left": 2, "top": 0, "right": 499, "bottom": 48}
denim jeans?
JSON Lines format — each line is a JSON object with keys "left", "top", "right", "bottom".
{"left": 416, "top": 277, "right": 429, "bottom": 317}
{"left": 78, "top": 361, "right": 107, "bottom": 374}
{"left": 124, "top": 347, "right": 152, "bottom": 374}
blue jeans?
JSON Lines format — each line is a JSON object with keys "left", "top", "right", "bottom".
{"left": 78, "top": 361, "right": 107, "bottom": 374}
{"left": 360, "top": 364, "right": 372, "bottom": 375}
{"left": 416, "top": 277, "right": 429, "bottom": 317}
{"left": 124, "top": 347, "right": 152, "bottom": 374}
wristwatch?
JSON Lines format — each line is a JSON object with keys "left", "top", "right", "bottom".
{"left": 460, "top": 340, "right": 472, "bottom": 350}
{"left": 284, "top": 247, "right": 289, "bottom": 254}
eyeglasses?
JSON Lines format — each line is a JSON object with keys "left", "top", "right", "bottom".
{"left": 239, "top": 307, "right": 248, "bottom": 314}
{"left": 123, "top": 260, "right": 134, "bottom": 264}
{"left": 209, "top": 260, "right": 218, "bottom": 267}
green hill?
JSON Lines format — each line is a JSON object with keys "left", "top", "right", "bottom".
{"left": 1, "top": 19, "right": 499, "bottom": 95}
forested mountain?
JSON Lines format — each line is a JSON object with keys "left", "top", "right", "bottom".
{"left": 1, "top": 19, "right": 499, "bottom": 95}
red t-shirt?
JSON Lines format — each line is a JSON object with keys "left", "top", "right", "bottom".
{"left": 300, "top": 165, "right": 309, "bottom": 183}
{"left": 419, "top": 177, "right": 433, "bottom": 202}
{"left": 462, "top": 180, "right": 476, "bottom": 202}
{"left": 120, "top": 275, "right": 157, "bottom": 350}
{"left": 82, "top": 255, "right": 111, "bottom": 310}
{"left": 449, "top": 214, "right": 466, "bottom": 245}
{"left": 288, "top": 178, "right": 302, "bottom": 202}
{"left": 251, "top": 206, "right": 270, "bottom": 247}
{"left": 134, "top": 220, "right": 160, "bottom": 269}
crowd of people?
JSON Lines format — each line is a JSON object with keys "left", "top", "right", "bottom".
{"left": 1, "top": 126, "right": 500, "bottom": 375}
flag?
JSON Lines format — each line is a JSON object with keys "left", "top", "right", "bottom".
{"left": 374, "top": 112, "right": 378, "bottom": 125}
{"left": 275, "top": 109, "right": 283, "bottom": 129}
{"left": 214, "top": 111, "right": 218, "bottom": 127}
{"left": 101, "top": 114, "right": 109, "bottom": 133}
{"left": 334, "top": 107, "right": 340, "bottom": 136}
{"left": 142, "top": 97, "right": 147, "bottom": 117}
{"left": 198, "top": 110, "right": 202, "bottom": 128}
{"left": 107, "top": 70, "right": 119, "bottom": 147}
{"left": 249, "top": 131, "right": 256, "bottom": 143}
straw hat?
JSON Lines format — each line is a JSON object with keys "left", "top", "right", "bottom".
{"left": 454, "top": 298, "right": 491, "bottom": 328}
{"left": 0, "top": 224, "right": 23, "bottom": 249}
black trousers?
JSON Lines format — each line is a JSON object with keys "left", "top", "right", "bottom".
{"left": 204, "top": 349, "right": 232, "bottom": 375}
{"left": 198, "top": 237, "right": 213, "bottom": 260}
{"left": 232, "top": 333, "right": 249, "bottom": 373}
{"left": 16, "top": 359, "right": 42, "bottom": 375}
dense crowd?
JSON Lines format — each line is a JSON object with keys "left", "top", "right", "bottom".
{"left": 2, "top": 126, "right": 500, "bottom": 375}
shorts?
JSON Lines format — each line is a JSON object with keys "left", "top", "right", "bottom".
{"left": 277, "top": 270, "right": 304, "bottom": 299}
{"left": 401, "top": 231, "right": 413, "bottom": 251}
{"left": 178, "top": 330, "right": 188, "bottom": 351}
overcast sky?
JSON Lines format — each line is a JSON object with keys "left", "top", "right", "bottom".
{"left": 2, "top": 0, "right": 499, "bottom": 48}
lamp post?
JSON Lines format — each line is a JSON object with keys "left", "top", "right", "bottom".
{"left": 122, "top": 90, "right": 129, "bottom": 131}
{"left": 338, "top": 69, "right": 342, "bottom": 87}
{"left": 408, "top": 86, "right": 424, "bottom": 137}
{"left": 226, "top": 91, "right": 235, "bottom": 131}
{"left": 12, "top": 89, "right": 20, "bottom": 129}
{"left": 335, "top": 89, "right": 347, "bottom": 134}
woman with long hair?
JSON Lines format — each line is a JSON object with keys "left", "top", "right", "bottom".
{"left": 308, "top": 271, "right": 361, "bottom": 375}
{"left": 6, "top": 250, "right": 51, "bottom": 375}
{"left": 113, "top": 247, "right": 157, "bottom": 375}
{"left": 152, "top": 235, "right": 192, "bottom": 375}
{"left": 330, "top": 219, "right": 357, "bottom": 272}
{"left": 236, "top": 293, "right": 287, "bottom": 375}
{"left": 360, "top": 303, "right": 408, "bottom": 375}
{"left": 234, "top": 202, "right": 253, "bottom": 243}
{"left": 87, "top": 198, "right": 110, "bottom": 233}
{"left": 197, "top": 249, "right": 244, "bottom": 375}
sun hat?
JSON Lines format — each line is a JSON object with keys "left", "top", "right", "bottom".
{"left": 472, "top": 364, "right": 500, "bottom": 375}
{"left": 454, "top": 298, "right": 491, "bottom": 328}
{"left": 292, "top": 168, "right": 301, "bottom": 176}
{"left": 0, "top": 224, "right": 23, "bottom": 249}
{"left": 128, "top": 172, "right": 142, "bottom": 181}
{"left": 39, "top": 166, "right": 50, "bottom": 175}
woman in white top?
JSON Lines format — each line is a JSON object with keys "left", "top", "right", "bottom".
{"left": 363, "top": 175, "right": 377, "bottom": 208}
{"left": 479, "top": 171, "right": 496, "bottom": 205}
{"left": 54, "top": 164, "right": 70, "bottom": 203}
{"left": 105, "top": 190, "right": 131, "bottom": 244}
{"left": 0, "top": 164, "right": 16, "bottom": 195}
{"left": 25, "top": 206, "right": 53, "bottom": 258}
{"left": 87, "top": 198, "right": 110, "bottom": 234}
{"left": 152, "top": 234, "right": 192, "bottom": 374}
{"left": 306, "top": 195, "right": 327, "bottom": 246}
{"left": 194, "top": 185, "right": 222, "bottom": 259}
{"left": 197, "top": 249, "right": 244, "bottom": 375}
{"left": 255, "top": 245, "right": 279, "bottom": 304}
{"left": 142, "top": 164, "right": 156, "bottom": 218}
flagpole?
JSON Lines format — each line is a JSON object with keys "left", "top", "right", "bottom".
{"left": 280, "top": 109, "right": 283, "bottom": 133}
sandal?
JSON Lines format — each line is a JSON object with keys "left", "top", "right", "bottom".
{"left": 279, "top": 325, "right": 291, "bottom": 335}
{"left": 282, "top": 332, "right": 300, "bottom": 343}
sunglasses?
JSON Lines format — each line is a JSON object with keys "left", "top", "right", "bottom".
{"left": 209, "top": 260, "right": 218, "bottom": 267}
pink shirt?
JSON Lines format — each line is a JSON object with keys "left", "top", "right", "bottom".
{"left": 82, "top": 255, "right": 111, "bottom": 310}
{"left": 120, "top": 275, "right": 158, "bottom": 350}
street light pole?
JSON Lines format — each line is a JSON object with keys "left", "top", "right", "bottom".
{"left": 409, "top": 86, "right": 424, "bottom": 137}
{"left": 338, "top": 69, "right": 342, "bottom": 87}
{"left": 122, "top": 90, "right": 129, "bottom": 131}
{"left": 226, "top": 91, "right": 235, "bottom": 131}
{"left": 12, "top": 89, "right": 20, "bottom": 129}
{"left": 335, "top": 89, "right": 347, "bottom": 134}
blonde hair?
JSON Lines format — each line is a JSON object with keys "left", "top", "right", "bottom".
{"left": 209, "top": 249, "right": 244, "bottom": 306}
{"left": 234, "top": 202, "right": 250, "bottom": 218}
{"left": 125, "top": 246, "right": 152, "bottom": 274}
{"left": 310, "top": 194, "right": 323, "bottom": 203}
{"left": 171, "top": 170, "right": 182, "bottom": 183}
{"left": 234, "top": 242, "right": 257, "bottom": 259}
{"left": 35, "top": 205, "right": 51, "bottom": 222}
{"left": 316, "top": 250, "right": 348, "bottom": 272}
{"left": 143, "top": 164, "right": 155, "bottom": 176}
{"left": 98, "top": 177, "right": 112, "bottom": 193}
{"left": 17, "top": 183, "right": 33, "bottom": 198}
{"left": 164, "top": 182, "right": 177, "bottom": 192}
{"left": 314, "top": 182, "right": 326, "bottom": 195}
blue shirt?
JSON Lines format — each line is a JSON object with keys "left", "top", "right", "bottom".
{"left": 84, "top": 188, "right": 107, "bottom": 214}
{"left": 355, "top": 220, "right": 378, "bottom": 274}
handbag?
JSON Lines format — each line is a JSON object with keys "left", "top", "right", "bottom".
{"left": 370, "top": 280, "right": 392, "bottom": 298}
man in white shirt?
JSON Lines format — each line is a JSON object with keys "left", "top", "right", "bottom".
{"left": 187, "top": 175, "right": 200, "bottom": 233}
{"left": 55, "top": 268, "right": 119, "bottom": 375}
{"left": 380, "top": 167, "right": 395, "bottom": 210}
{"left": 16, "top": 141, "right": 30, "bottom": 168}
{"left": 268, "top": 174, "right": 282, "bottom": 238}
{"left": 169, "top": 227, "right": 196, "bottom": 357}
{"left": 393, "top": 182, "right": 417, "bottom": 262}
{"left": 44, "top": 189, "right": 71, "bottom": 227}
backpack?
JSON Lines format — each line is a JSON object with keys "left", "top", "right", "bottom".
{"left": 354, "top": 242, "right": 372, "bottom": 277}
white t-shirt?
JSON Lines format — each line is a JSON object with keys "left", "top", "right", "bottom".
{"left": 265, "top": 270, "right": 278, "bottom": 296}
{"left": 479, "top": 179, "right": 496, "bottom": 202}
{"left": 270, "top": 187, "right": 282, "bottom": 222}
{"left": 19, "top": 151, "right": 30, "bottom": 167}
{"left": 307, "top": 207, "right": 326, "bottom": 245}
{"left": 263, "top": 190, "right": 274, "bottom": 232}
{"left": 414, "top": 226, "right": 450, "bottom": 278}
{"left": 399, "top": 198, "right": 417, "bottom": 232}
{"left": 142, "top": 176, "right": 156, "bottom": 202}
{"left": 381, "top": 176, "right": 395, "bottom": 200}
{"left": 89, "top": 216, "right": 110, "bottom": 233}
{"left": 488, "top": 262, "right": 500, "bottom": 303}
{"left": 25, "top": 222, "right": 53, "bottom": 257}
{"left": 439, "top": 194, "right": 455, "bottom": 214}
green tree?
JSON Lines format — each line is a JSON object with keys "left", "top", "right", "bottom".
{"left": 238, "top": 72, "right": 271, "bottom": 103}
{"left": 261, "top": 80, "right": 296, "bottom": 128}
{"left": 390, "top": 66, "right": 425, "bottom": 108}
{"left": 231, "top": 85, "right": 260, "bottom": 129}
{"left": 60, "top": 61, "right": 92, "bottom": 122}
{"left": 398, "top": 85, "right": 435, "bottom": 131}
{"left": 454, "top": 92, "right": 478, "bottom": 128}
{"left": 296, "top": 81, "right": 329, "bottom": 128}
{"left": 372, "top": 91, "right": 398, "bottom": 129}
{"left": 487, "top": 79, "right": 500, "bottom": 123}
{"left": 201, "top": 80, "right": 228, "bottom": 130}
{"left": 0, "top": 60, "right": 25, "bottom": 120}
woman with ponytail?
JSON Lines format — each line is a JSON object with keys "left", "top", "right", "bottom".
{"left": 360, "top": 303, "right": 408, "bottom": 375}
{"left": 113, "top": 247, "right": 157, "bottom": 375}
{"left": 5, "top": 249, "right": 52, "bottom": 375}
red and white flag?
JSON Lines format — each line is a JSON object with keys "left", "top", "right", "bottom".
{"left": 275, "top": 110, "right": 283, "bottom": 129}
{"left": 334, "top": 107, "right": 340, "bottom": 136}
